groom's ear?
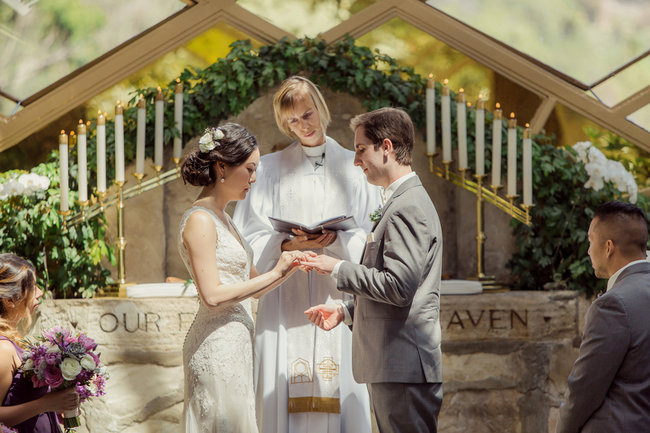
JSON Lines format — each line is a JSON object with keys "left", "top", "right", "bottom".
{"left": 381, "top": 138, "right": 393, "bottom": 155}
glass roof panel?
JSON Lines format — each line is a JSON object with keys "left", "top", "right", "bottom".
{"left": 237, "top": 0, "right": 377, "bottom": 38}
{"left": 592, "top": 56, "right": 650, "bottom": 107}
{"left": 426, "top": 0, "right": 650, "bottom": 86}
{"left": 627, "top": 105, "right": 650, "bottom": 133}
{"left": 86, "top": 22, "right": 263, "bottom": 118}
{"left": 0, "top": 0, "right": 185, "bottom": 115}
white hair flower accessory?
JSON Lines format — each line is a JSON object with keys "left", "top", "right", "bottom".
{"left": 198, "top": 127, "right": 225, "bottom": 153}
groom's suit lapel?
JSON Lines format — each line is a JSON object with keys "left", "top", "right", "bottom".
{"left": 362, "top": 175, "right": 422, "bottom": 262}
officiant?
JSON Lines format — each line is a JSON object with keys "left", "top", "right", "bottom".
{"left": 233, "top": 76, "right": 381, "bottom": 433}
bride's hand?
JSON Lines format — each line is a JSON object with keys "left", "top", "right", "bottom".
{"left": 275, "top": 251, "right": 316, "bottom": 277}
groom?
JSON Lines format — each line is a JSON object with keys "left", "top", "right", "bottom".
{"left": 303, "top": 107, "right": 443, "bottom": 433}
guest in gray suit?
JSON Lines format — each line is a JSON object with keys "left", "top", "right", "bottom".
{"left": 557, "top": 200, "right": 650, "bottom": 433}
{"left": 303, "top": 107, "right": 443, "bottom": 433}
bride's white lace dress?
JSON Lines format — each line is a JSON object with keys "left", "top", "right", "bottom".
{"left": 178, "top": 206, "right": 258, "bottom": 433}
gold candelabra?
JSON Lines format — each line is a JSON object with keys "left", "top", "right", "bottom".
{"left": 428, "top": 154, "right": 532, "bottom": 288}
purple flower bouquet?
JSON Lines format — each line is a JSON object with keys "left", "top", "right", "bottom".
{"left": 20, "top": 327, "right": 108, "bottom": 431}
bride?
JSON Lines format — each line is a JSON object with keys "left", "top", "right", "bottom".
{"left": 178, "top": 123, "right": 310, "bottom": 433}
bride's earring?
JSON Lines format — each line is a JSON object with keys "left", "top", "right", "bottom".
{"left": 220, "top": 177, "right": 225, "bottom": 183}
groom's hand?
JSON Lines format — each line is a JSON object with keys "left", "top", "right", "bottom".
{"left": 304, "top": 304, "right": 344, "bottom": 331}
{"left": 300, "top": 254, "right": 340, "bottom": 275}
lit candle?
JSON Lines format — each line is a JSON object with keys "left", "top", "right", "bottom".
{"left": 115, "top": 102, "right": 125, "bottom": 183}
{"left": 426, "top": 74, "right": 436, "bottom": 155}
{"left": 491, "top": 103, "right": 502, "bottom": 187}
{"left": 441, "top": 79, "right": 451, "bottom": 162}
{"left": 59, "top": 130, "right": 69, "bottom": 212}
{"left": 174, "top": 79, "right": 183, "bottom": 161}
{"left": 155, "top": 87, "right": 164, "bottom": 168}
{"left": 507, "top": 112, "right": 517, "bottom": 197}
{"left": 136, "top": 95, "right": 146, "bottom": 175}
{"left": 77, "top": 120, "right": 88, "bottom": 203}
{"left": 523, "top": 124, "right": 533, "bottom": 205}
{"left": 476, "top": 98, "right": 485, "bottom": 176}
{"left": 456, "top": 89, "right": 467, "bottom": 170}
{"left": 97, "top": 112, "right": 106, "bottom": 193}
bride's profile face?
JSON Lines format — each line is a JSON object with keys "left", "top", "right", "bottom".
{"left": 222, "top": 148, "right": 260, "bottom": 201}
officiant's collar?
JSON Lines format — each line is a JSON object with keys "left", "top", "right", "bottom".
{"left": 383, "top": 171, "right": 416, "bottom": 204}
{"left": 301, "top": 142, "right": 326, "bottom": 157}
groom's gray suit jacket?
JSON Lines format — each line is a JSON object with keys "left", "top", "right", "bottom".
{"left": 557, "top": 261, "right": 650, "bottom": 433}
{"left": 338, "top": 174, "right": 443, "bottom": 384}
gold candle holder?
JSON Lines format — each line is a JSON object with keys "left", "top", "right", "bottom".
{"left": 133, "top": 173, "right": 145, "bottom": 194}
{"left": 521, "top": 203, "right": 535, "bottom": 226}
{"left": 506, "top": 194, "right": 519, "bottom": 211}
{"left": 427, "top": 152, "right": 438, "bottom": 173}
{"left": 458, "top": 168, "right": 468, "bottom": 185}
{"left": 58, "top": 209, "right": 71, "bottom": 231}
{"left": 76, "top": 200, "right": 90, "bottom": 222}
{"left": 114, "top": 180, "right": 127, "bottom": 291}
{"left": 442, "top": 160, "right": 452, "bottom": 180}
{"left": 96, "top": 191, "right": 107, "bottom": 212}
{"left": 491, "top": 184, "right": 502, "bottom": 198}
{"left": 153, "top": 165, "right": 163, "bottom": 184}
{"left": 172, "top": 157, "right": 181, "bottom": 177}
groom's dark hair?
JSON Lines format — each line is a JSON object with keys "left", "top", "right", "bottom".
{"left": 350, "top": 107, "right": 413, "bottom": 166}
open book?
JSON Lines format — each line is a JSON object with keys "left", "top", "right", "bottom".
{"left": 268, "top": 215, "right": 357, "bottom": 235}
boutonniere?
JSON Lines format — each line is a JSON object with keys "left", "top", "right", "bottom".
{"left": 369, "top": 205, "right": 383, "bottom": 223}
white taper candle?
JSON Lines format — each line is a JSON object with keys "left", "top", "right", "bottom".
{"left": 456, "top": 89, "right": 467, "bottom": 170}
{"left": 77, "top": 120, "right": 87, "bottom": 203}
{"left": 115, "top": 102, "right": 125, "bottom": 183}
{"left": 476, "top": 99, "right": 485, "bottom": 176}
{"left": 97, "top": 113, "right": 106, "bottom": 193}
{"left": 441, "top": 80, "right": 451, "bottom": 162}
{"left": 523, "top": 125, "right": 533, "bottom": 205}
{"left": 136, "top": 96, "right": 146, "bottom": 175}
{"left": 155, "top": 87, "right": 164, "bottom": 168}
{"left": 491, "top": 104, "right": 502, "bottom": 187}
{"left": 59, "top": 131, "right": 69, "bottom": 212}
{"left": 174, "top": 79, "right": 183, "bottom": 161}
{"left": 426, "top": 74, "right": 436, "bottom": 155}
{"left": 507, "top": 113, "right": 517, "bottom": 196}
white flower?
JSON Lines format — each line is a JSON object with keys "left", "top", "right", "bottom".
{"left": 18, "top": 173, "right": 50, "bottom": 193}
{"left": 86, "top": 382, "right": 98, "bottom": 395}
{"left": 60, "top": 358, "right": 82, "bottom": 380}
{"left": 198, "top": 128, "right": 224, "bottom": 153}
{"left": 5, "top": 180, "right": 24, "bottom": 196}
{"left": 80, "top": 354, "right": 96, "bottom": 370}
{"left": 586, "top": 146, "right": 607, "bottom": 164}
{"left": 572, "top": 141, "right": 591, "bottom": 161}
{"left": 584, "top": 177, "right": 604, "bottom": 191}
{"left": 23, "top": 358, "right": 35, "bottom": 371}
{"left": 46, "top": 344, "right": 61, "bottom": 354}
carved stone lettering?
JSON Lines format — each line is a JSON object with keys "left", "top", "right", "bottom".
{"left": 447, "top": 310, "right": 465, "bottom": 329}
{"left": 489, "top": 309, "right": 507, "bottom": 329}
{"left": 99, "top": 313, "right": 119, "bottom": 333}
{"left": 145, "top": 313, "right": 161, "bottom": 332}
{"left": 447, "top": 309, "right": 529, "bottom": 331}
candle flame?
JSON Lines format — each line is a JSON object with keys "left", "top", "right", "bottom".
{"left": 86, "top": 121, "right": 91, "bottom": 127}
{"left": 459, "top": 88, "right": 464, "bottom": 93}
{"left": 467, "top": 102, "right": 471, "bottom": 107}
{"left": 70, "top": 131, "right": 75, "bottom": 136}
{"left": 116, "top": 100, "right": 121, "bottom": 105}
{"left": 98, "top": 109, "right": 102, "bottom": 115}
{"left": 139, "top": 93, "right": 144, "bottom": 98}
{"left": 78, "top": 119, "right": 83, "bottom": 124}
{"left": 496, "top": 102, "right": 501, "bottom": 109}
{"left": 60, "top": 130, "right": 65, "bottom": 135}
{"left": 525, "top": 123, "right": 530, "bottom": 128}
{"left": 176, "top": 78, "right": 181, "bottom": 83}
{"left": 510, "top": 112, "right": 515, "bottom": 118}
{"left": 428, "top": 73, "right": 433, "bottom": 79}
{"left": 157, "top": 86, "right": 162, "bottom": 92}
{"left": 443, "top": 78, "right": 448, "bottom": 85}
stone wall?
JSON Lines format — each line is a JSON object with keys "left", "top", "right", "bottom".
{"left": 33, "top": 291, "right": 590, "bottom": 433}
{"left": 102, "top": 87, "right": 516, "bottom": 286}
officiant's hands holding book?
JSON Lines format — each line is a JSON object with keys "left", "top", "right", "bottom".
{"left": 281, "top": 229, "right": 337, "bottom": 252}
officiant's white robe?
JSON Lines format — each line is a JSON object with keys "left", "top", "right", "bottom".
{"left": 233, "top": 137, "right": 380, "bottom": 433}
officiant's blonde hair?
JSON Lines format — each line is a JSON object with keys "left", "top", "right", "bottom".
{"left": 273, "top": 76, "right": 331, "bottom": 139}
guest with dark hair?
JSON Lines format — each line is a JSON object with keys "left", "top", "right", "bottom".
{"left": 557, "top": 201, "right": 650, "bottom": 433}
{"left": 0, "top": 253, "right": 79, "bottom": 433}
{"left": 178, "top": 122, "right": 312, "bottom": 432}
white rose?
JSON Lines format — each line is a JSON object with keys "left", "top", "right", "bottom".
{"left": 0, "top": 184, "right": 7, "bottom": 200}
{"left": 213, "top": 128, "right": 224, "bottom": 140}
{"left": 586, "top": 146, "right": 607, "bottom": 164}
{"left": 584, "top": 177, "right": 604, "bottom": 191}
{"left": 572, "top": 141, "right": 591, "bottom": 162}
{"left": 37, "top": 175, "right": 50, "bottom": 190}
{"left": 23, "top": 358, "right": 35, "bottom": 371}
{"left": 60, "top": 358, "right": 82, "bottom": 380}
{"left": 6, "top": 180, "right": 24, "bottom": 196}
{"left": 80, "top": 354, "right": 96, "bottom": 370}
{"left": 198, "top": 133, "right": 216, "bottom": 153}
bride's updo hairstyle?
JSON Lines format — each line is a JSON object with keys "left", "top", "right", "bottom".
{"left": 0, "top": 253, "right": 37, "bottom": 346}
{"left": 181, "top": 122, "right": 258, "bottom": 187}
